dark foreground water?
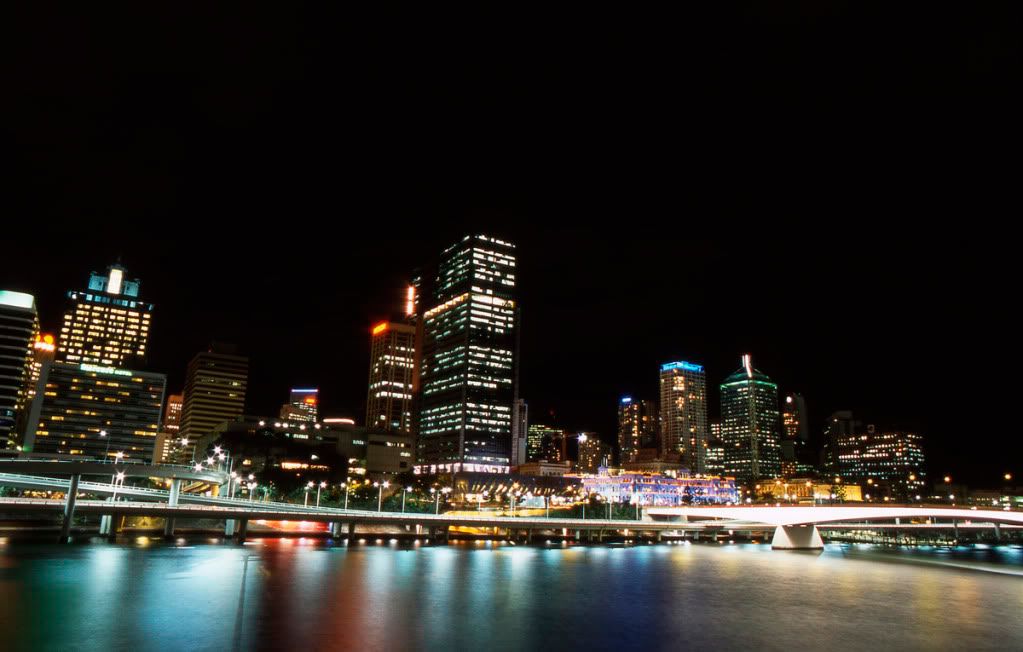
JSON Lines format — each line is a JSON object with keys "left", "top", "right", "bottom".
{"left": 2, "top": 538, "right": 1022, "bottom": 651}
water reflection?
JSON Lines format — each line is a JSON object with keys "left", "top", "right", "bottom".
{"left": 1, "top": 541, "right": 1021, "bottom": 651}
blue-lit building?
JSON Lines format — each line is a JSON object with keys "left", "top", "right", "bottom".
{"left": 581, "top": 471, "right": 738, "bottom": 505}
{"left": 0, "top": 291, "right": 38, "bottom": 449}
{"left": 659, "top": 360, "right": 708, "bottom": 473}
{"left": 720, "top": 354, "right": 782, "bottom": 486}
{"left": 416, "top": 235, "right": 518, "bottom": 471}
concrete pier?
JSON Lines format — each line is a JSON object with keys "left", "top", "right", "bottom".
{"left": 771, "top": 525, "right": 824, "bottom": 550}
{"left": 59, "top": 474, "right": 80, "bottom": 542}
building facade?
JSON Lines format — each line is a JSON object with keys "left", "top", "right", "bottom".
{"left": 56, "top": 264, "right": 152, "bottom": 367}
{"left": 659, "top": 361, "right": 709, "bottom": 473}
{"left": 617, "top": 397, "right": 657, "bottom": 464}
{"left": 281, "top": 388, "right": 319, "bottom": 423}
{"left": 581, "top": 472, "right": 738, "bottom": 505}
{"left": 25, "top": 361, "right": 166, "bottom": 461}
{"left": 0, "top": 291, "right": 38, "bottom": 449}
{"left": 417, "top": 234, "right": 518, "bottom": 469}
{"left": 838, "top": 424, "right": 926, "bottom": 494}
{"left": 511, "top": 398, "right": 528, "bottom": 467}
{"left": 720, "top": 354, "right": 782, "bottom": 485}
{"left": 177, "top": 345, "right": 248, "bottom": 461}
{"left": 366, "top": 321, "right": 416, "bottom": 432}
{"left": 577, "top": 433, "right": 610, "bottom": 474}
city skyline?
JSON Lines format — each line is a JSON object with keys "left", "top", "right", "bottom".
{"left": 1, "top": 230, "right": 1013, "bottom": 485}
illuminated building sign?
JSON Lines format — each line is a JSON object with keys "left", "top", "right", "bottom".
{"left": 372, "top": 322, "right": 388, "bottom": 335}
{"left": 660, "top": 361, "right": 704, "bottom": 373}
{"left": 0, "top": 290, "right": 35, "bottom": 310}
{"left": 79, "top": 363, "right": 132, "bottom": 377}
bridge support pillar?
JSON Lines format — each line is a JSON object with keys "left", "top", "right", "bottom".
{"left": 656, "top": 530, "right": 662, "bottom": 543}
{"left": 995, "top": 523, "right": 1001, "bottom": 541}
{"left": 235, "top": 519, "right": 248, "bottom": 543}
{"left": 99, "top": 495, "right": 113, "bottom": 536}
{"left": 164, "top": 479, "right": 182, "bottom": 538}
{"left": 693, "top": 531, "right": 700, "bottom": 541}
{"left": 712, "top": 531, "right": 719, "bottom": 542}
{"left": 575, "top": 530, "right": 581, "bottom": 541}
{"left": 347, "top": 522, "right": 356, "bottom": 538}
{"left": 224, "top": 519, "right": 235, "bottom": 538}
{"left": 59, "top": 474, "right": 81, "bottom": 543}
{"left": 771, "top": 525, "right": 824, "bottom": 550}
{"left": 527, "top": 529, "right": 533, "bottom": 544}
{"left": 953, "top": 520, "right": 958, "bottom": 541}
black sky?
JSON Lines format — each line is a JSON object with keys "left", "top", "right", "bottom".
{"left": 4, "top": 4, "right": 1020, "bottom": 484}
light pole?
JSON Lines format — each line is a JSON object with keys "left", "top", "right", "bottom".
{"left": 305, "top": 481, "right": 313, "bottom": 506}
{"left": 112, "top": 471, "right": 126, "bottom": 501}
{"left": 100, "top": 430, "right": 109, "bottom": 458}
{"left": 431, "top": 487, "right": 439, "bottom": 514}
{"left": 343, "top": 479, "right": 350, "bottom": 510}
{"left": 248, "top": 482, "right": 257, "bottom": 502}
{"left": 403, "top": 486, "right": 411, "bottom": 513}
{"left": 375, "top": 481, "right": 389, "bottom": 511}
{"left": 317, "top": 481, "right": 327, "bottom": 508}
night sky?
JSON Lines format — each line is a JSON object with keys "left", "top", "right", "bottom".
{"left": 6, "top": 5, "right": 1020, "bottom": 484}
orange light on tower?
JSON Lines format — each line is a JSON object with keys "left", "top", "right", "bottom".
{"left": 34, "top": 334, "right": 56, "bottom": 352}
{"left": 304, "top": 396, "right": 317, "bottom": 405}
{"left": 372, "top": 322, "right": 388, "bottom": 335}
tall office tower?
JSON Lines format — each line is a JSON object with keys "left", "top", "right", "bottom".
{"left": 822, "top": 410, "right": 861, "bottom": 474}
{"left": 577, "top": 433, "right": 610, "bottom": 474}
{"left": 56, "top": 263, "right": 153, "bottom": 367}
{"left": 706, "top": 421, "right": 725, "bottom": 476}
{"left": 857, "top": 426, "right": 926, "bottom": 493}
{"left": 25, "top": 362, "right": 166, "bottom": 460}
{"left": 659, "top": 361, "right": 709, "bottom": 473}
{"left": 781, "top": 393, "right": 812, "bottom": 477}
{"left": 154, "top": 393, "right": 183, "bottom": 462}
{"left": 366, "top": 321, "right": 416, "bottom": 432}
{"left": 617, "top": 397, "right": 657, "bottom": 463}
{"left": 720, "top": 354, "right": 782, "bottom": 486}
{"left": 0, "top": 291, "right": 38, "bottom": 449}
{"left": 178, "top": 344, "right": 248, "bottom": 461}
{"left": 281, "top": 388, "right": 319, "bottom": 423}
{"left": 781, "top": 394, "right": 809, "bottom": 441}
{"left": 527, "top": 424, "right": 564, "bottom": 462}
{"left": 417, "top": 234, "right": 518, "bottom": 470}
{"left": 511, "top": 398, "right": 528, "bottom": 466}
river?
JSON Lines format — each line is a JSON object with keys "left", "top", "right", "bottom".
{"left": 2, "top": 538, "right": 1021, "bottom": 651}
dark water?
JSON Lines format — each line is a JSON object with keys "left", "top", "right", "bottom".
{"left": 2, "top": 538, "right": 1022, "bottom": 651}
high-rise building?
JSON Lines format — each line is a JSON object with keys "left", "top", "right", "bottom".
{"left": 281, "top": 388, "right": 319, "bottom": 423}
{"left": 511, "top": 398, "right": 528, "bottom": 466}
{"left": 178, "top": 344, "right": 248, "bottom": 461}
{"left": 781, "top": 393, "right": 814, "bottom": 477}
{"left": 837, "top": 424, "right": 926, "bottom": 495}
{"left": 527, "top": 424, "right": 565, "bottom": 463}
{"left": 56, "top": 264, "right": 153, "bottom": 367}
{"left": 659, "top": 361, "right": 709, "bottom": 473}
{"left": 366, "top": 321, "right": 416, "bottom": 432}
{"left": 24, "top": 361, "right": 166, "bottom": 460}
{"left": 822, "top": 410, "right": 861, "bottom": 473}
{"left": 577, "top": 433, "right": 610, "bottom": 474}
{"left": 0, "top": 291, "right": 38, "bottom": 449}
{"left": 417, "top": 234, "right": 518, "bottom": 471}
{"left": 154, "top": 393, "right": 184, "bottom": 462}
{"left": 720, "top": 354, "right": 782, "bottom": 485}
{"left": 617, "top": 397, "right": 657, "bottom": 463}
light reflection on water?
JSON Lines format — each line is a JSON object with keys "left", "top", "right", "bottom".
{"left": 1, "top": 540, "right": 1021, "bottom": 651}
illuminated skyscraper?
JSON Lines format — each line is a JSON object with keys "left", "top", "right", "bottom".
{"left": 511, "top": 398, "right": 528, "bottom": 466}
{"left": 837, "top": 424, "right": 926, "bottom": 495}
{"left": 25, "top": 362, "right": 166, "bottom": 460}
{"left": 154, "top": 393, "right": 183, "bottom": 462}
{"left": 56, "top": 263, "right": 153, "bottom": 367}
{"left": 780, "top": 393, "right": 813, "bottom": 477}
{"left": 659, "top": 361, "right": 709, "bottom": 473}
{"left": 417, "top": 234, "right": 518, "bottom": 470}
{"left": 281, "top": 388, "right": 319, "bottom": 423}
{"left": 577, "top": 433, "right": 610, "bottom": 474}
{"left": 178, "top": 344, "right": 248, "bottom": 461}
{"left": 0, "top": 291, "right": 38, "bottom": 449}
{"left": 822, "top": 410, "right": 860, "bottom": 473}
{"left": 366, "top": 322, "right": 416, "bottom": 432}
{"left": 720, "top": 354, "right": 781, "bottom": 485}
{"left": 617, "top": 397, "right": 657, "bottom": 463}
{"left": 527, "top": 424, "right": 564, "bottom": 463}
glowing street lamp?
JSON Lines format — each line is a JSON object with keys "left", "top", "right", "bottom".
{"left": 375, "top": 481, "right": 389, "bottom": 511}
{"left": 343, "top": 478, "right": 351, "bottom": 510}
{"left": 100, "top": 430, "right": 110, "bottom": 458}
{"left": 305, "top": 481, "right": 314, "bottom": 507}
{"left": 317, "top": 481, "right": 327, "bottom": 508}
{"left": 247, "top": 482, "right": 258, "bottom": 502}
{"left": 403, "top": 486, "right": 412, "bottom": 513}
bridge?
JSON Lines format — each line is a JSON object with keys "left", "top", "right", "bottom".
{"left": 2, "top": 463, "right": 1020, "bottom": 548}
{"left": 647, "top": 505, "right": 1023, "bottom": 549}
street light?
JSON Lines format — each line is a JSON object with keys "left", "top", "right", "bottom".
{"left": 305, "top": 481, "right": 314, "bottom": 507}
{"left": 431, "top": 487, "right": 439, "bottom": 514}
{"left": 317, "top": 481, "right": 327, "bottom": 508}
{"left": 375, "top": 481, "right": 389, "bottom": 511}
{"left": 403, "top": 486, "right": 412, "bottom": 513}
{"left": 343, "top": 478, "right": 351, "bottom": 510}
{"left": 112, "top": 471, "right": 126, "bottom": 501}
{"left": 100, "top": 430, "right": 110, "bottom": 458}
{"left": 247, "top": 482, "right": 257, "bottom": 502}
